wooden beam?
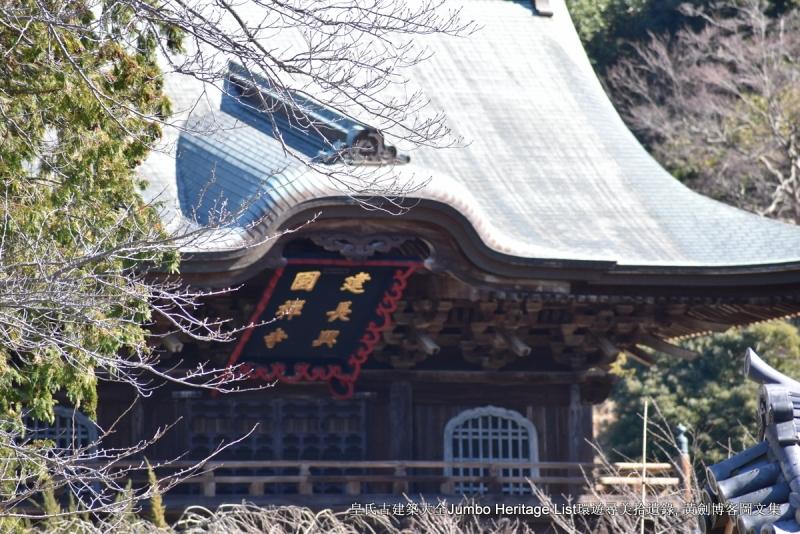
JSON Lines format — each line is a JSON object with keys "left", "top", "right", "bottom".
{"left": 415, "top": 332, "right": 440, "bottom": 356}
{"left": 508, "top": 334, "right": 532, "bottom": 357}
{"left": 672, "top": 316, "right": 731, "bottom": 333}
{"left": 625, "top": 346, "right": 655, "bottom": 367}
{"left": 638, "top": 332, "right": 698, "bottom": 360}
{"left": 597, "top": 476, "right": 680, "bottom": 486}
{"left": 597, "top": 337, "right": 622, "bottom": 363}
{"left": 360, "top": 369, "right": 593, "bottom": 385}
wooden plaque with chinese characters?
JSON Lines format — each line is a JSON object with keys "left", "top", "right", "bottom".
{"left": 227, "top": 259, "right": 420, "bottom": 398}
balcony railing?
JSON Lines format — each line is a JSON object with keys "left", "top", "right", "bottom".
{"left": 127, "top": 460, "right": 686, "bottom": 505}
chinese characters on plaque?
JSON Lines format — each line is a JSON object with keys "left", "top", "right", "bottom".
{"left": 262, "top": 270, "right": 372, "bottom": 352}
{"left": 230, "top": 262, "right": 417, "bottom": 385}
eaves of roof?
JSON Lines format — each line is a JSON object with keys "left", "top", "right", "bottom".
{"left": 138, "top": 0, "right": 800, "bottom": 285}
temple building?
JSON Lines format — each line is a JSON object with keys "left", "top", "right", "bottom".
{"left": 62, "top": 0, "right": 800, "bottom": 508}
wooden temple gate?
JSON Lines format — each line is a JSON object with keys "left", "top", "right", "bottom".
{"left": 77, "top": 0, "right": 800, "bottom": 517}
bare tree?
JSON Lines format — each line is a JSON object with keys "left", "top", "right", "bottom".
{"left": 533, "top": 407, "right": 698, "bottom": 534}
{"left": 0, "top": 0, "right": 473, "bottom": 526}
{"left": 605, "top": 0, "right": 800, "bottom": 223}
{"left": 32, "top": 501, "right": 537, "bottom": 533}
{"left": 0, "top": 178, "right": 280, "bottom": 527}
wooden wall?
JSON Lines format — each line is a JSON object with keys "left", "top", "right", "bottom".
{"left": 97, "top": 376, "right": 594, "bottom": 467}
{"left": 362, "top": 380, "right": 594, "bottom": 464}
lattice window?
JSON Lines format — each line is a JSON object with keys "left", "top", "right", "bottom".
{"left": 444, "top": 406, "right": 538, "bottom": 495}
{"left": 24, "top": 406, "right": 98, "bottom": 451}
{"left": 182, "top": 397, "right": 366, "bottom": 495}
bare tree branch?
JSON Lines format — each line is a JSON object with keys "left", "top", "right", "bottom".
{"left": 606, "top": 0, "right": 800, "bottom": 223}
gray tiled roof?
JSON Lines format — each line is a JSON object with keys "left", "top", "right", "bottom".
{"left": 702, "top": 350, "right": 800, "bottom": 533}
{"left": 139, "top": 0, "right": 800, "bottom": 268}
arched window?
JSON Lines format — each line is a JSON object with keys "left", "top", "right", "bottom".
{"left": 444, "top": 406, "right": 538, "bottom": 495}
{"left": 24, "top": 406, "right": 98, "bottom": 451}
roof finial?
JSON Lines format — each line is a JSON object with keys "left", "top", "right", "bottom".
{"left": 534, "top": 0, "right": 553, "bottom": 17}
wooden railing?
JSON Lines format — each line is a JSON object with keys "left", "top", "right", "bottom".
{"left": 128, "top": 460, "right": 685, "bottom": 499}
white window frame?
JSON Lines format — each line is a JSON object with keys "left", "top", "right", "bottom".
{"left": 24, "top": 406, "right": 98, "bottom": 451}
{"left": 444, "top": 405, "right": 539, "bottom": 495}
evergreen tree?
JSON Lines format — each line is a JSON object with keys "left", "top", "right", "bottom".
{"left": 115, "top": 480, "right": 137, "bottom": 524}
{"left": 601, "top": 322, "right": 800, "bottom": 467}
{"left": 41, "top": 481, "right": 61, "bottom": 531}
{"left": 0, "top": 0, "right": 179, "bottom": 425}
{"left": 0, "top": 0, "right": 470, "bottom": 520}
{"left": 566, "top": 0, "right": 798, "bottom": 71}
{"left": 146, "top": 460, "right": 168, "bottom": 529}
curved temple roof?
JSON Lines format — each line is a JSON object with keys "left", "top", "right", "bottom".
{"left": 140, "top": 0, "right": 800, "bottom": 274}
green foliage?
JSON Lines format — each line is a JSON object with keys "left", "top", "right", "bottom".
{"left": 0, "top": 518, "right": 30, "bottom": 534}
{"left": 0, "top": 0, "right": 180, "bottom": 426}
{"left": 41, "top": 481, "right": 61, "bottom": 530}
{"left": 565, "top": 0, "right": 706, "bottom": 69}
{"left": 565, "top": 0, "right": 658, "bottom": 69}
{"left": 146, "top": 460, "right": 168, "bottom": 528}
{"left": 565, "top": 0, "right": 798, "bottom": 70}
{"left": 600, "top": 321, "right": 800, "bottom": 468}
{"left": 41, "top": 486, "right": 60, "bottom": 518}
{"left": 0, "top": 0, "right": 189, "bottom": 517}
{"left": 115, "top": 480, "right": 137, "bottom": 524}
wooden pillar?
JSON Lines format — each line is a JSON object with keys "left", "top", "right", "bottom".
{"left": 567, "top": 384, "right": 584, "bottom": 462}
{"left": 389, "top": 381, "right": 413, "bottom": 460}
{"left": 131, "top": 398, "right": 144, "bottom": 444}
{"left": 567, "top": 384, "right": 586, "bottom": 496}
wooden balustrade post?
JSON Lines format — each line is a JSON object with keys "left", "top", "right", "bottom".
{"left": 249, "top": 481, "right": 265, "bottom": 496}
{"left": 345, "top": 480, "right": 361, "bottom": 495}
{"left": 441, "top": 476, "right": 455, "bottom": 495}
{"left": 675, "top": 423, "right": 693, "bottom": 502}
{"left": 393, "top": 465, "right": 409, "bottom": 494}
{"left": 441, "top": 460, "right": 455, "bottom": 494}
{"left": 202, "top": 469, "right": 216, "bottom": 497}
{"left": 298, "top": 464, "right": 313, "bottom": 495}
{"left": 591, "top": 461, "right": 602, "bottom": 494}
{"left": 488, "top": 464, "right": 502, "bottom": 494}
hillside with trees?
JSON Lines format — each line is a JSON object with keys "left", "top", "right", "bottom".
{"left": 567, "top": 0, "right": 800, "bottom": 466}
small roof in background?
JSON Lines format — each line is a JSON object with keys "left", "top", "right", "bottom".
{"left": 138, "top": 0, "right": 800, "bottom": 271}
